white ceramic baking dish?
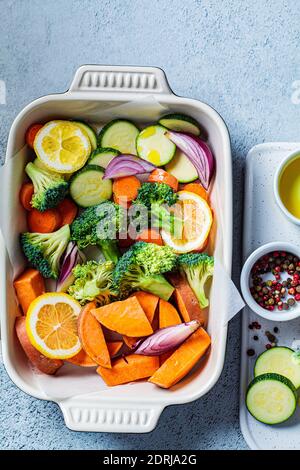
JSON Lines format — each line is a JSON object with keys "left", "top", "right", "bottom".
{"left": 0, "top": 65, "right": 232, "bottom": 433}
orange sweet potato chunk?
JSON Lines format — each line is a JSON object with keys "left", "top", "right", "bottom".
{"left": 67, "top": 349, "right": 97, "bottom": 367}
{"left": 97, "top": 354, "right": 159, "bottom": 386}
{"left": 159, "top": 298, "right": 182, "bottom": 328}
{"left": 130, "top": 291, "right": 159, "bottom": 324}
{"left": 167, "top": 272, "right": 206, "bottom": 325}
{"left": 107, "top": 341, "right": 123, "bottom": 357}
{"left": 91, "top": 297, "right": 153, "bottom": 337}
{"left": 149, "top": 327, "right": 211, "bottom": 388}
{"left": 13, "top": 268, "right": 45, "bottom": 314}
{"left": 78, "top": 301, "right": 111, "bottom": 369}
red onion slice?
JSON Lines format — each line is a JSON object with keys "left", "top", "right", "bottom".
{"left": 133, "top": 320, "right": 200, "bottom": 356}
{"left": 104, "top": 155, "right": 156, "bottom": 179}
{"left": 56, "top": 242, "right": 85, "bottom": 292}
{"left": 165, "top": 131, "right": 215, "bottom": 189}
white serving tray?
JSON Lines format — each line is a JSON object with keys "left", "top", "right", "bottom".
{"left": 0, "top": 65, "right": 232, "bottom": 433}
{"left": 240, "top": 142, "right": 300, "bottom": 450}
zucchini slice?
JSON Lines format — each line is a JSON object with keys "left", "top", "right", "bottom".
{"left": 158, "top": 114, "right": 201, "bottom": 136}
{"left": 98, "top": 119, "right": 139, "bottom": 155}
{"left": 73, "top": 121, "right": 97, "bottom": 151}
{"left": 88, "top": 147, "right": 120, "bottom": 169}
{"left": 246, "top": 373, "right": 297, "bottom": 424}
{"left": 136, "top": 125, "right": 176, "bottom": 166}
{"left": 165, "top": 149, "right": 198, "bottom": 183}
{"left": 70, "top": 164, "right": 112, "bottom": 207}
{"left": 254, "top": 347, "right": 300, "bottom": 389}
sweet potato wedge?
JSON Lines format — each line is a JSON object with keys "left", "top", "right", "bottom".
{"left": 13, "top": 268, "right": 45, "bottom": 314}
{"left": 149, "top": 327, "right": 211, "bottom": 388}
{"left": 15, "top": 316, "right": 63, "bottom": 375}
{"left": 107, "top": 341, "right": 123, "bottom": 357}
{"left": 159, "top": 298, "right": 182, "bottom": 328}
{"left": 91, "top": 297, "right": 153, "bottom": 337}
{"left": 67, "top": 349, "right": 97, "bottom": 367}
{"left": 78, "top": 301, "right": 111, "bottom": 369}
{"left": 167, "top": 272, "right": 206, "bottom": 325}
{"left": 97, "top": 354, "right": 159, "bottom": 386}
{"left": 123, "top": 292, "right": 159, "bottom": 348}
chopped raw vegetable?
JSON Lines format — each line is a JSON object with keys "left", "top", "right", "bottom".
{"left": 56, "top": 241, "right": 85, "bottom": 292}
{"left": 159, "top": 298, "right": 181, "bottom": 328}
{"left": 70, "top": 165, "right": 112, "bottom": 208}
{"left": 112, "top": 242, "right": 176, "bottom": 300}
{"left": 165, "top": 149, "right": 198, "bottom": 183}
{"left": 134, "top": 320, "right": 200, "bottom": 356}
{"left": 182, "top": 182, "right": 208, "bottom": 201}
{"left": 98, "top": 119, "right": 139, "bottom": 155}
{"left": 13, "top": 268, "right": 45, "bottom": 314}
{"left": 112, "top": 175, "right": 141, "bottom": 207}
{"left": 19, "top": 183, "right": 34, "bottom": 211}
{"left": 136, "top": 228, "right": 163, "bottom": 245}
{"left": 57, "top": 198, "right": 78, "bottom": 226}
{"left": 178, "top": 253, "right": 214, "bottom": 309}
{"left": 27, "top": 208, "right": 62, "bottom": 233}
{"left": 137, "top": 125, "right": 176, "bottom": 166}
{"left": 148, "top": 168, "right": 179, "bottom": 192}
{"left": 25, "top": 162, "right": 68, "bottom": 212}
{"left": 158, "top": 114, "right": 201, "bottom": 136}
{"left": 68, "top": 260, "right": 117, "bottom": 305}
{"left": 88, "top": 147, "right": 120, "bottom": 168}
{"left": 25, "top": 123, "right": 44, "bottom": 148}
{"left": 104, "top": 154, "right": 155, "bottom": 179}
{"left": 78, "top": 301, "right": 111, "bottom": 368}
{"left": 21, "top": 224, "right": 70, "bottom": 279}
{"left": 67, "top": 349, "right": 97, "bottom": 367}
{"left": 91, "top": 296, "right": 153, "bottom": 337}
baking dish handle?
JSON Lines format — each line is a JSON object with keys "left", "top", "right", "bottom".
{"left": 68, "top": 65, "right": 173, "bottom": 95}
{"left": 59, "top": 401, "right": 164, "bottom": 433}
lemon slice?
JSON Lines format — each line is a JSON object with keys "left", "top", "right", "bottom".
{"left": 161, "top": 190, "right": 213, "bottom": 253}
{"left": 34, "top": 120, "right": 91, "bottom": 173}
{"left": 26, "top": 293, "right": 82, "bottom": 359}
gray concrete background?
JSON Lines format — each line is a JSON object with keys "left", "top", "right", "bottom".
{"left": 1, "top": 0, "right": 300, "bottom": 450}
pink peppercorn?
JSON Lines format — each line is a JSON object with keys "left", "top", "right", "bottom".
{"left": 295, "top": 294, "right": 300, "bottom": 301}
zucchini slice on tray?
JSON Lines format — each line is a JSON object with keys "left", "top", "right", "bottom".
{"left": 158, "top": 113, "right": 201, "bottom": 136}
{"left": 70, "top": 165, "right": 112, "bottom": 207}
{"left": 254, "top": 346, "right": 300, "bottom": 389}
{"left": 165, "top": 149, "right": 198, "bottom": 183}
{"left": 88, "top": 147, "right": 120, "bottom": 168}
{"left": 72, "top": 121, "right": 98, "bottom": 151}
{"left": 98, "top": 119, "right": 139, "bottom": 155}
{"left": 136, "top": 125, "right": 176, "bottom": 166}
{"left": 246, "top": 373, "right": 297, "bottom": 424}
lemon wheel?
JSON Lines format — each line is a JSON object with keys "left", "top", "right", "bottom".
{"left": 34, "top": 120, "right": 91, "bottom": 174}
{"left": 161, "top": 190, "right": 213, "bottom": 253}
{"left": 26, "top": 293, "right": 82, "bottom": 359}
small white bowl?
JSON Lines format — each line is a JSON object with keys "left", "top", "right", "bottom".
{"left": 240, "top": 241, "right": 300, "bottom": 321}
{"left": 274, "top": 150, "right": 300, "bottom": 225}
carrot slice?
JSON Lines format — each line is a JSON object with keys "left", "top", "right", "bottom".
{"left": 15, "top": 317, "right": 63, "bottom": 374}
{"left": 149, "top": 327, "right": 211, "bottom": 388}
{"left": 113, "top": 176, "right": 141, "bottom": 207}
{"left": 182, "top": 182, "right": 208, "bottom": 201}
{"left": 14, "top": 268, "right": 45, "bottom": 314}
{"left": 159, "top": 298, "right": 181, "bottom": 328}
{"left": 148, "top": 169, "right": 178, "bottom": 192}
{"left": 27, "top": 208, "right": 62, "bottom": 233}
{"left": 136, "top": 228, "right": 163, "bottom": 245}
{"left": 25, "top": 123, "right": 43, "bottom": 148}
{"left": 78, "top": 301, "right": 111, "bottom": 368}
{"left": 57, "top": 198, "right": 78, "bottom": 226}
{"left": 97, "top": 354, "right": 159, "bottom": 386}
{"left": 67, "top": 349, "right": 97, "bottom": 367}
{"left": 167, "top": 272, "right": 206, "bottom": 326}
{"left": 91, "top": 297, "right": 153, "bottom": 337}
{"left": 19, "top": 183, "right": 34, "bottom": 211}
{"left": 107, "top": 341, "right": 123, "bottom": 357}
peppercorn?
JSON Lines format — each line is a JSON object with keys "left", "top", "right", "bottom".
{"left": 273, "top": 327, "right": 279, "bottom": 333}
{"left": 253, "top": 335, "right": 259, "bottom": 341}
{"left": 265, "top": 331, "right": 276, "bottom": 343}
{"left": 266, "top": 344, "right": 272, "bottom": 350}
{"left": 288, "top": 298, "right": 295, "bottom": 306}
{"left": 247, "top": 349, "right": 255, "bottom": 357}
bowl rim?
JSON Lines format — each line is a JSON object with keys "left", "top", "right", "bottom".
{"left": 274, "top": 149, "right": 300, "bottom": 226}
{"left": 240, "top": 241, "right": 300, "bottom": 321}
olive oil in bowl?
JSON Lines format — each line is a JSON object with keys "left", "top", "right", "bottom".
{"left": 279, "top": 155, "right": 300, "bottom": 219}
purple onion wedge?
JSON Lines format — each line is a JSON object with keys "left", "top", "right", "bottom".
{"left": 103, "top": 154, "right": 156, "bottom": 180}
{"left": 165, "top": 130, "right": 215, "bottom": 189}
{"left": 133, "top": 320, "right": 200, "bottom": 356}
{"left": 56, "top": 242, "right": 85, "bottom": 292}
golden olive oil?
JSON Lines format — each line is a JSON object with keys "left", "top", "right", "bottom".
{"left": 279, "top": 155, "right": 300, "bottom": 219}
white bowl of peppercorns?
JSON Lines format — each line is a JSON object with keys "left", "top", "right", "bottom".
{"left": 241, "top": 241, "right": 300, "bottom": 321}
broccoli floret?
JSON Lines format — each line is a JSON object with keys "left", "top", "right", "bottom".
{"left": 70, "top": 202, "right": 124, "bottom": 263}
{"left": 134, "top": 182, "right": 183, "bottom": 237}
{"left": 68, "top": 260, "right": 117, "bottom": 305}
{"left": 25, "top": 162, "right": 68, "bottom": 211}
{"left": 113, "top": 241, "right": 177, "bottom": 300}
{"left": 178, "top": 253, "right": 214, "bottom": 308}
{"left": 21, "top": 224, "right": 70, "bottom": 279}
